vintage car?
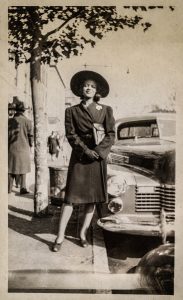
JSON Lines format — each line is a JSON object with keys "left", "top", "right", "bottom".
{"left": 134, "top": 242, "right": 174, "bottom": 294}
{"left": 97, "top": 113, "right": 176, "bottom": 243}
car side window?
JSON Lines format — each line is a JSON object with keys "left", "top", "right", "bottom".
{"left": 119, "top": 127, "right": 129, "bottom": 138}
{"left": 117, "top": 120, "right": 159, "bottom": 140}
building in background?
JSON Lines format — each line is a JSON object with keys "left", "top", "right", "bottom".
{"left": 65, "top": 88, "right": 79, "bottom": 108}
{"left": 8, "top": 59, "right": 66, "bottom": 137}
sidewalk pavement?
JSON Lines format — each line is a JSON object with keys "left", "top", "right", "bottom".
{"left": 8, "top": 160, "right": 111, "bottom": 292}
{"left": 8, "top": 159, "right": 141, "bottom": 293}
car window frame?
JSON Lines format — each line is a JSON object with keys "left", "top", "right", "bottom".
{"left": 116, "top": 119, "right": 159, "bottom": 140}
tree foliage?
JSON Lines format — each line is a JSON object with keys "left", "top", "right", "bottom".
{"left": 8, "top": 6, "right": 175, "bottom": 215}
{"left": 8, "top": 6, "right": 155, "bottom": 65}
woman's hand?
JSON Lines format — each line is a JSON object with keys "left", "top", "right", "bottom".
{"left": 85, "top": 149, "right": 99, "bottom": 161}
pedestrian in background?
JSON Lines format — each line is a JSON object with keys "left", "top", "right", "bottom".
{"left": 8, "top": 100, "right": 33, "bottom": 194}
{"left": 8, "top": 102, "right": 20, "bottom": 188}
{"left": 52, "top": 70, "right": 115, "bottom": 252}
{"left": 47, "top": 131, "right": 60, "bottom": 161}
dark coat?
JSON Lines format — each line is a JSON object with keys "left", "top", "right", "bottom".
{"left": 48, "top": 136, "right": 59, "bottom": 154}
{"left": 8, "top": 113, "right": 33, "bottom": 174}
{"left": 64, "top": 101, "right": 115, "bottom": 204}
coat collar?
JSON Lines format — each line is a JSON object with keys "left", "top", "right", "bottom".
{"left": 79, "top": 101, "right": 94, "bottom": 122}
{"left": 14, "top": 112, "right": 24, "bottom": 117}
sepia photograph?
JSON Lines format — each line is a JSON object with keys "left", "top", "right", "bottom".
{"left": 0, "top": 0, "right": 183, "bottom": 298}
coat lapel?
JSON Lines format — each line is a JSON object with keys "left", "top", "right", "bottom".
{"left": 79, "top": 102, "right": 94, "bottom": 122}
{"left": 78, "top": 101, "right": 105, "bottom": 124}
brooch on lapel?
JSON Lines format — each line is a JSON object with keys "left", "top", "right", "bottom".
{"left": 96, "top": 104, "right": 102, "bottom": 111}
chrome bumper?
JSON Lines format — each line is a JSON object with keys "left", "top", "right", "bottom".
{"left": 97, "top": 214, "right": 174, "bottom": 237}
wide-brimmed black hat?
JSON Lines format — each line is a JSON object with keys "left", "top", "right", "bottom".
{"left": 16, "top": 101, "right": 28, "bottom": 112}
{"left": 70, "top": 70, "right": 109, "bottom": 98}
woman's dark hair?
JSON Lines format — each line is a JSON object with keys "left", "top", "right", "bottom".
{"left": 93, "top": 93, "right": 101, "bottom": 102}
{"left": 80, "top": 92, "right": 101, "bottom": 102}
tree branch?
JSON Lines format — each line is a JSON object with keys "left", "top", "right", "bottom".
{"left": 43, "top": 8, "right": 84, "bottom": 40}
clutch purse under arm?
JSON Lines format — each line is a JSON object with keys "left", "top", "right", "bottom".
{"left": 93, "top": 123, "right": 105, "bottom": 145}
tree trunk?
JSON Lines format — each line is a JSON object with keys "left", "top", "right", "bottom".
{"left": 30, "top": 48, "right": 49, "bottom": 216}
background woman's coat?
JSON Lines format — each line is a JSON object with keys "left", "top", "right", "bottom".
{"left": 8, "top": 113, "right": 33, "bottom": 174}
{"left": 47, "top": 135, "right": 59, "bottom": 155}
{"left": 64, "top": 101, "right": 115, "bottom": 204}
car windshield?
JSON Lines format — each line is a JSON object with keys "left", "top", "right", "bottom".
{"left": 117, "top": 119, "right": 159, "bottom": 140}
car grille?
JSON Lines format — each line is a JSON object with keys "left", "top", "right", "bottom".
{"left": 135, "top": 185, "right": 175, "bottom": 222}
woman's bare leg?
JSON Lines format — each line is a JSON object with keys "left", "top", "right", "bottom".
{"left": 80, "top": 203, "right": 95, "bottom": 240}
{"left": 56, "top": 203, "right": 73, "bottom": 243}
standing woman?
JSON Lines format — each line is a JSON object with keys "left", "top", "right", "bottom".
{"left": 52, "top": 70, "right": 115, "bottom": 251}
{"left": 47, "top": 131, "right": 59, "bottom": 161}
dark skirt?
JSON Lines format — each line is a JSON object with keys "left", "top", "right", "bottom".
{"left": 64, "top": 151, "right": 107, "bottom": 204}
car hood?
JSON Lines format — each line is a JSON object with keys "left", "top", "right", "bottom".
{"left": 113, "top": 138, "right": 175, "bottom": 154}
{"left": 107, "top": 164, "right": 159, "bottom": 187}
{"left": 109, "top": 140, "right": 175, "bottom": 185}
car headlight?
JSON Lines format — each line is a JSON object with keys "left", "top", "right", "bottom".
{"left": 108, "top": 197, "right": 123, "bottom": 213}
{"left": 107, "top": 175, "right": 127, "bottom": 197}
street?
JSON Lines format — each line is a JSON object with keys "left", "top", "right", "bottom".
{"left": 103, "top": 231, "right": 162, "bottom": 274}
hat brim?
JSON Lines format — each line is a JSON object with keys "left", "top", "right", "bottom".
{"left": 16, "top": 106, "right": 29, "bottom": 111}
{"left": 15, "top": 101, "right": 29, "bottom": 111}
{"left": 70, "top": 70, "right": 109, "bottom": 98}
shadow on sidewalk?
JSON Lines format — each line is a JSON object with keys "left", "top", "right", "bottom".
{"left": 14, "top": 192, "right": 35, "bottom": 199}
{"left": 8, "top": 205, "right": 57, "bottom": 250}
{"left": 8, "top": 205, "right": 90, "bottom": 249}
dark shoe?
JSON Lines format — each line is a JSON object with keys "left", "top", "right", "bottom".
{"left": 52, "top": 240, "right": 63, "bottom": 252}
{"left": 80, "top": 238, "right": 89, "bottom": 248}
{"left": 20, "top": 188, "right": 29, "bottom": 195}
